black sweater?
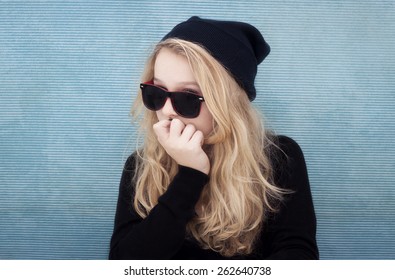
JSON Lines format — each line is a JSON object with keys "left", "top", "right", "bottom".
{"left": 109, "top": 136, "right": 319, "bottom": 259}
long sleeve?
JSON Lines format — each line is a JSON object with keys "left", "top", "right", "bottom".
{"left": 109, "top": 155, "right": 209, "bottom": 260}
{"left": 260, "top": 136, "right": 319, "bottom": 259}
{"left": 109, "top": 135, "right": 318, "bottom": 260}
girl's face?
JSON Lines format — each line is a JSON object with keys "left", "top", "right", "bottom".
{"left": 153, "top": 48, "right": 214, "bottom": 136}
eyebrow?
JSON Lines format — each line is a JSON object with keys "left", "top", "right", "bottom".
{"left": 153, "top": 77, "right": 200, "bottom": 88}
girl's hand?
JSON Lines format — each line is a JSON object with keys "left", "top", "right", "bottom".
{"left": 153, "top": 119, "right": 210, "bottom": 175}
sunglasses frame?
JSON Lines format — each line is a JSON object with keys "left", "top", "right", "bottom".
{"left": 140, "top": 82, "right": 205, "bottom": 118}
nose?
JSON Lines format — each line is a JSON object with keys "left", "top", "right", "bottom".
{"left": 160, "top": 97, "right": 178, "bottom": 119}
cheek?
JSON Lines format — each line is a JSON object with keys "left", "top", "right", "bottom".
{"left": 196, "top": 106, "right": 214, "bottom": 136}
{"left": 156, "top": 110, "right": 168, "bottom": 121}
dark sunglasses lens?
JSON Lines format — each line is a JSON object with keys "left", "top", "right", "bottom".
{"left": 141, "top": 85, "right": 167, "bottom": 111}
{"left": 172, "top": 92, "right": 201, "bottom": 118}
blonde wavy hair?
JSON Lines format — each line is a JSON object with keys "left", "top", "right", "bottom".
{"left": 131, "top": 38, "right": 285, "bottom": 257}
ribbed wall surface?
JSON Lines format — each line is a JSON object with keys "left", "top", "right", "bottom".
{"left": 1, "top": 1, "right": 394, "bottom": 259}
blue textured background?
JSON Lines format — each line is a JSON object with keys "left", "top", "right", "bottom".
{"left": 1, "top": 1, "right": 394, "bottom": 259}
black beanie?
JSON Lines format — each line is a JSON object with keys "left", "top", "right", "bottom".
{"left": 162, "top": 16, "right": 270, "bottom": 101}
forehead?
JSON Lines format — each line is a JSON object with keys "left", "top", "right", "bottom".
{"left": 154, "top": 48, "right": 196, "bottom": 85}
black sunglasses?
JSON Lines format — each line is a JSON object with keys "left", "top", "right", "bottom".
{"left": 140, "top": 82, "right": 205, "bottom": 118}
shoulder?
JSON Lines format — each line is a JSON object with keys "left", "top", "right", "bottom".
{"left": 268, "top": 135, "right": 309, "bottom": 189}
{"left": 268, "top": 135, "right": 306, "bottom": 165}
{"left": 123, "top": 151, "right": 139, "bottom": 172}
{"left": 273, "top": 135, "right": 304, "bottom": 157}
{"left": 118, "top": 151, "right": 140, "bottom": 195}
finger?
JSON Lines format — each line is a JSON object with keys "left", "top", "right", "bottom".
{"left": 180, "top": 124, "right": 197, "bottom": 142}
{"left": 153, "top": 119, "right": 171, "bottom": 142}
{"left": 189, "top": 130, "right": 204, "bottom": 147}
{"left": 169, "top": 118, "right": 185, "bottom": 138}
